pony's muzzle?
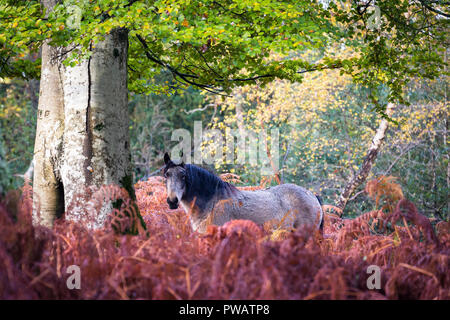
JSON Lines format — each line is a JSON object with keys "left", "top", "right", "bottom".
{"left": 167, "top": 197, "right": 179, "bottom": 209}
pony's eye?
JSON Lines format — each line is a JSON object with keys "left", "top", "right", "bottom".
{"left": 165, "top": 172, "right": 171, "bottom": 178}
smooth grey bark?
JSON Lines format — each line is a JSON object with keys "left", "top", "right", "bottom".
{"left": 61, "top": 29, "right": 132, "bottom": 228}
{"left": 336, "top": 103, "right": 395, "bottom": 211}
{"left": 32, "top": 1, "right": 65, "bottom": 226}
{"left": 32, "top": 42, "right": 65, "bottom": 226}
{"left": 32, "top": 12, "right": 137, "bottom": 228}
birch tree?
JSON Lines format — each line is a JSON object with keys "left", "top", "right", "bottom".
{"left": 336, "top": 103, "right": 395, "bottom": 211}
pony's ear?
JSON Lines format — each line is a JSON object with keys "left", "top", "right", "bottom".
{"left": 164, "top": 152, "right": 171, "bottom": 165}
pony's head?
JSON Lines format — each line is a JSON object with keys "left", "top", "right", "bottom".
{"left": 163, "top": 152, "right": 186, "bottom": 209}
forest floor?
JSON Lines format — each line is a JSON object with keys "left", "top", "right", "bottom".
{"left": 0, "top": 176, "right": 449, "bottom": 299}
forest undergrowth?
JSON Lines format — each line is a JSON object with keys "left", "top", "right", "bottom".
{"left": 0, "top": 175, "right": 448, "bottom": 299}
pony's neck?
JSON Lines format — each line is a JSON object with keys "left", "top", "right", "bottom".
{"left": 180, "top": 165, "right": 238, "bottom": 228}
{"left": 182, "top": 165, "right": 235, "bottom": 202}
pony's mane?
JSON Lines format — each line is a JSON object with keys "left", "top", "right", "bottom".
{"left": 183, "top": 164, "right": 236, "bottom": 208}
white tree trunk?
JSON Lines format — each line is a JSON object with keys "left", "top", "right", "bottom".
{"left": 33, "top": 17, "right": 141, "bottom": 230}
{"left": 60, "top": 29, "right": 132, "bottom": 228}
{"left": 32, "top": 0, "right": 65, "bottom": 227}
{"left": 336, "top": 103, "right": 396, "bottom": 211}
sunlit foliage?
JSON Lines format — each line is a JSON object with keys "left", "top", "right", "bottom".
{"left": 205, "top": 48, "right": 448, "bottom": 218}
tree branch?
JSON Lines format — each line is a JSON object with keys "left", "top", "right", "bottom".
{"left": 135, "top": 34, "right": 343, "bottom": 93}
{"left": 418, "top": 0, "right": 450, "bottom": 18}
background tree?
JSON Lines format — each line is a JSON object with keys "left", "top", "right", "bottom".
{"left": 204, "top": 47, "right": 448, "bottom": 218}
{"left": 0, "top": 0, "right": 447, "bottom": 226}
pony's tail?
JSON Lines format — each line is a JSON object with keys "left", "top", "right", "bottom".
{"left": 315, "top": 195, "right": 324, "bottom": 232}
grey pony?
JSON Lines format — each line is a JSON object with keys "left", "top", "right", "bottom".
{"left": 163, "top": 153, "right": 323, "bottom": 234}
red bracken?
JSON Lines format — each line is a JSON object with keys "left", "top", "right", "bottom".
{"left": 0, "top": 176, "right": 447, "bottom": 300}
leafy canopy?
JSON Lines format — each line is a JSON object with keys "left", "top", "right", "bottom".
{"left": 0, "top": 0, "right": 448, "bottom": 109}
